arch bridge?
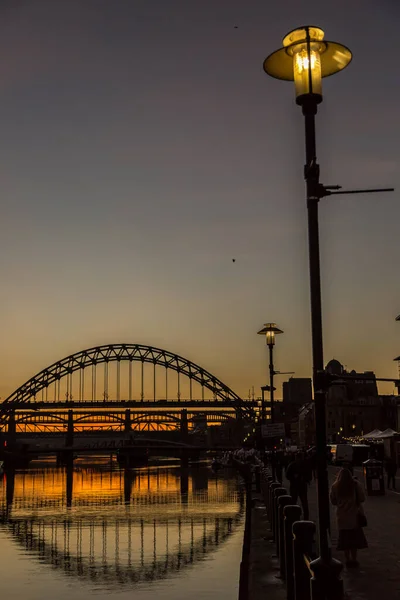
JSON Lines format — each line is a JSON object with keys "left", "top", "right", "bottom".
{"left": 0, "top": 344, "right": 254, "bottom": 448}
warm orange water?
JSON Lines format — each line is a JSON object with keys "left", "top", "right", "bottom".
{"left": 0, "top": 460, "right": 244, "bottom": 599}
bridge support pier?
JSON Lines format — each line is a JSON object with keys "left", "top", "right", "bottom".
{"left": 124, "top": 409, "right": 131, "bottom": 432}
{"left": 180, "top": 409, "right": 189, "bottom": 445}
{"left": 66, "top": 409, "right": 74, "bottom": 447}
{"left": 66, "top": 461, "right": 74, "bottom": 507}
{"left": 6, "top": 467, "right": 15, "bottom": 509}
{"left": 117, "top": 449, "right": 148, "bottom": 468}
{"left": 7, "top": 411, "right": 16, "bottom": 447}
{"left": 124, "top": 468, "right": 133, "bottom": 503}
{"left": 180, "top": 467, "right": 189, "bottom": 503}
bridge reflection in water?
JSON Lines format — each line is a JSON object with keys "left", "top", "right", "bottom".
{"left": 0, "top": 464, "right": 244, "bottom": 590}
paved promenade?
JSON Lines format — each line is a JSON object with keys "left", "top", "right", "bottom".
{"left": 248, "top": 493, "right": 286, "bottom": 600}
{"left": 247, "top": 466, "right": 400, "bottom": 600}
{"left": 305, "top": 467, "right": 400, "bottom": 600}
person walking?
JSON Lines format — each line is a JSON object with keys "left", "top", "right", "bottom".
{"left": 286, "top": 452, "right": 310, "bottom": 520}
{"left": 275, "top": 451, "right": 284, "bottom": 484}
{"left": 385, "top": 456, "right": 397, "bottom": 490}
{"left": 330, "top": 468, "right": 368, "bottom": 568}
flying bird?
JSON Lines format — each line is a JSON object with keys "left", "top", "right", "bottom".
{"left": 232, "top": 259, "right": 236, "bottom": 262}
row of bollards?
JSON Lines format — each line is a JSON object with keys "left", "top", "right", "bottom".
{"left": 260, "top": 467, "right": 344, "bottom": 600}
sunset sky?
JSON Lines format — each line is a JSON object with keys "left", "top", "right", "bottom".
{"left": 0, "top": 0, "right": 399, "bottom": 400}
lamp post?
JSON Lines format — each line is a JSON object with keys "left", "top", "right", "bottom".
{"left": 258, "top": 323, "right": 283, "bottom": 425}
{"left": 258, "top": 323, "right": 283, "bottom": 478}
{"left": 263, "top": 26, "right": 352, "bottom": 590}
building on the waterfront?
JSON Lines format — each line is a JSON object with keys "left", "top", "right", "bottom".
{"left": 273, "top": 377, "right": 313, "bottom": 443}
{"left": 283, "top": 377, "right": 313, "bottom": 408}
{"left": 295, "top": 359, "right": 399, "bottom": 447}
{"left": 325, "top": 358, "right": 379, "bottom": 442}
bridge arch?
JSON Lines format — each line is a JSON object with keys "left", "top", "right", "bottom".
{"left": 74, "top": 412, "right": 125, "bottom": 426}
{"left": 2, "top": 344, "right": 241, "bottom": 409}
{"left": 2, "top": 344, "right": 242, "bottom": 409}
{"left": 129, "top": 412, "right": 182, "bottom": 432}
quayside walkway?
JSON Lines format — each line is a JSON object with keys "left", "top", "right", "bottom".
{"left": 307, "top": 467, "right": 400, "bottom": 600}
{"left": 243, "top": 466, "right": 400, "bottom": 600}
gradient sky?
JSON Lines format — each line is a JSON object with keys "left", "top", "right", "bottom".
{"left": 1, "top": 0, "right": 399, "bottom": 400}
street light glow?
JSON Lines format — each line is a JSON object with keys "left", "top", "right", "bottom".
{"left": 263, "top": 25, "right": 352, "bottom": 105}
{"left": 293, "top": 47, "right": 322, "bottom": 98}
{"left": 257, "top": 323, "right": 283, "bottom": 347}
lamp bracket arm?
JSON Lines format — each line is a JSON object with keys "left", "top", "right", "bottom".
{"left": 316, "top": 184, "right": 394, "bottom": 199}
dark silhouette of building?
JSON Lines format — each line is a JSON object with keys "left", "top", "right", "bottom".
{"left": 295, "top": 360, "right": 398, "bottom": 446}
{"left": 283, "top": 378, "right": 313, "bottom": 407}
{"left": 325, "top": 359, "right": 379, "bottom": 442}
{"left": 274, "top": 378, "right": 312, "bottom": 444}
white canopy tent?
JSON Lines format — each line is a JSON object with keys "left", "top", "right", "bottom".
{"left": 363, "top": 428, "right": 398, "bottom": 440}
{"left": 377, "top": 429, "right": 399, "bottom": 439}
{"left": 363, "top": 429, "right": 383, "bottom": 439}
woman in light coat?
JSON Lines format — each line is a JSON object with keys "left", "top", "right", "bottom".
{"left": 330, "top": 468, "right": 368, "bottom": 568}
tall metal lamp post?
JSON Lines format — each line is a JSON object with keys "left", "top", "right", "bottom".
{"left": 263, "top": 26, "right": 353, "bottom": 595}
{"left": 263, "top": 28, "right": 394, "bottom": 591}
{"left": 258, "top": 323, "right": 283, "bottom": 479}
{"left": 257, "top": 323, "right": 283, "bottom": 425}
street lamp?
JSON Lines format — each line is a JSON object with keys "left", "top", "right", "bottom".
{"left": 264, "top": 25, "right": 352, "bottom": 592}
{"left": 257, "top": 323, "right": 283, "bottom": 424}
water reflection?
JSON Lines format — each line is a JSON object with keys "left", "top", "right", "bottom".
{"left": 0, "top": 463, "right": 243, "bottom": 591}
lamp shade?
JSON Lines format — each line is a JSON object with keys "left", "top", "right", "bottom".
{"left": 263, "top": 25, "right": 352, "bottom": 105}
{"left": 257, "top": 322, "right": 283, "bottom": 346}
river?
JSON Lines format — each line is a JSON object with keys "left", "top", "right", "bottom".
{"left": 0, "top": 459, "right": 244, "bottom": 600}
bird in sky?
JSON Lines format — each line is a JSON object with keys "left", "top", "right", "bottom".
{"left": 232, "top": 259, "right": 236, "bottom": 262}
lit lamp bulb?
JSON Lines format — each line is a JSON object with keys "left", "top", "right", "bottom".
{"left": 257, "top": 323, "right": 283, "bottom": 346}
{"left": 283, "top": 27, "right": 324, "bottom": 104}
{"left": 293, "top": 46, "right": 322, "bottom": 99}
{"left": 266, "top": 330, "right": 275, "bottom": 346}
{"left": 263, "top": 25, "right": 352, "bottom": 107}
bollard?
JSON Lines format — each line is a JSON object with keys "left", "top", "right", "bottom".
{"left": 309, "top": 556, "right": 344, "bottom": 600}
{"left": 277, "top": 495, "right": 292, "bottom": 577}
{"left": 273, "top": 487, "right": 287, "bottom": 548}
{"left": 260, "top": 470, "right": 270, "bottom": 506}
{"left": 263, "top": 475, "right": 274, "bottom": 509}
{"left": 293, "top": 520, "right": 315, "bottom": 600}
{"left": 254, "top": 465, "right": 261, "bottom": 493}
{"left": 268, "top": 482, "right": 281, "bottom": 529}
{"left": 284, "top": 505, "right": 302, "bottom": 600}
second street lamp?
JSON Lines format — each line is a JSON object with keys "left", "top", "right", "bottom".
{"left": 257, "top": 323, "right": 283, "bottom": 425}
{"left": 258, "top": 323, "right": 283, "bottom": 480}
